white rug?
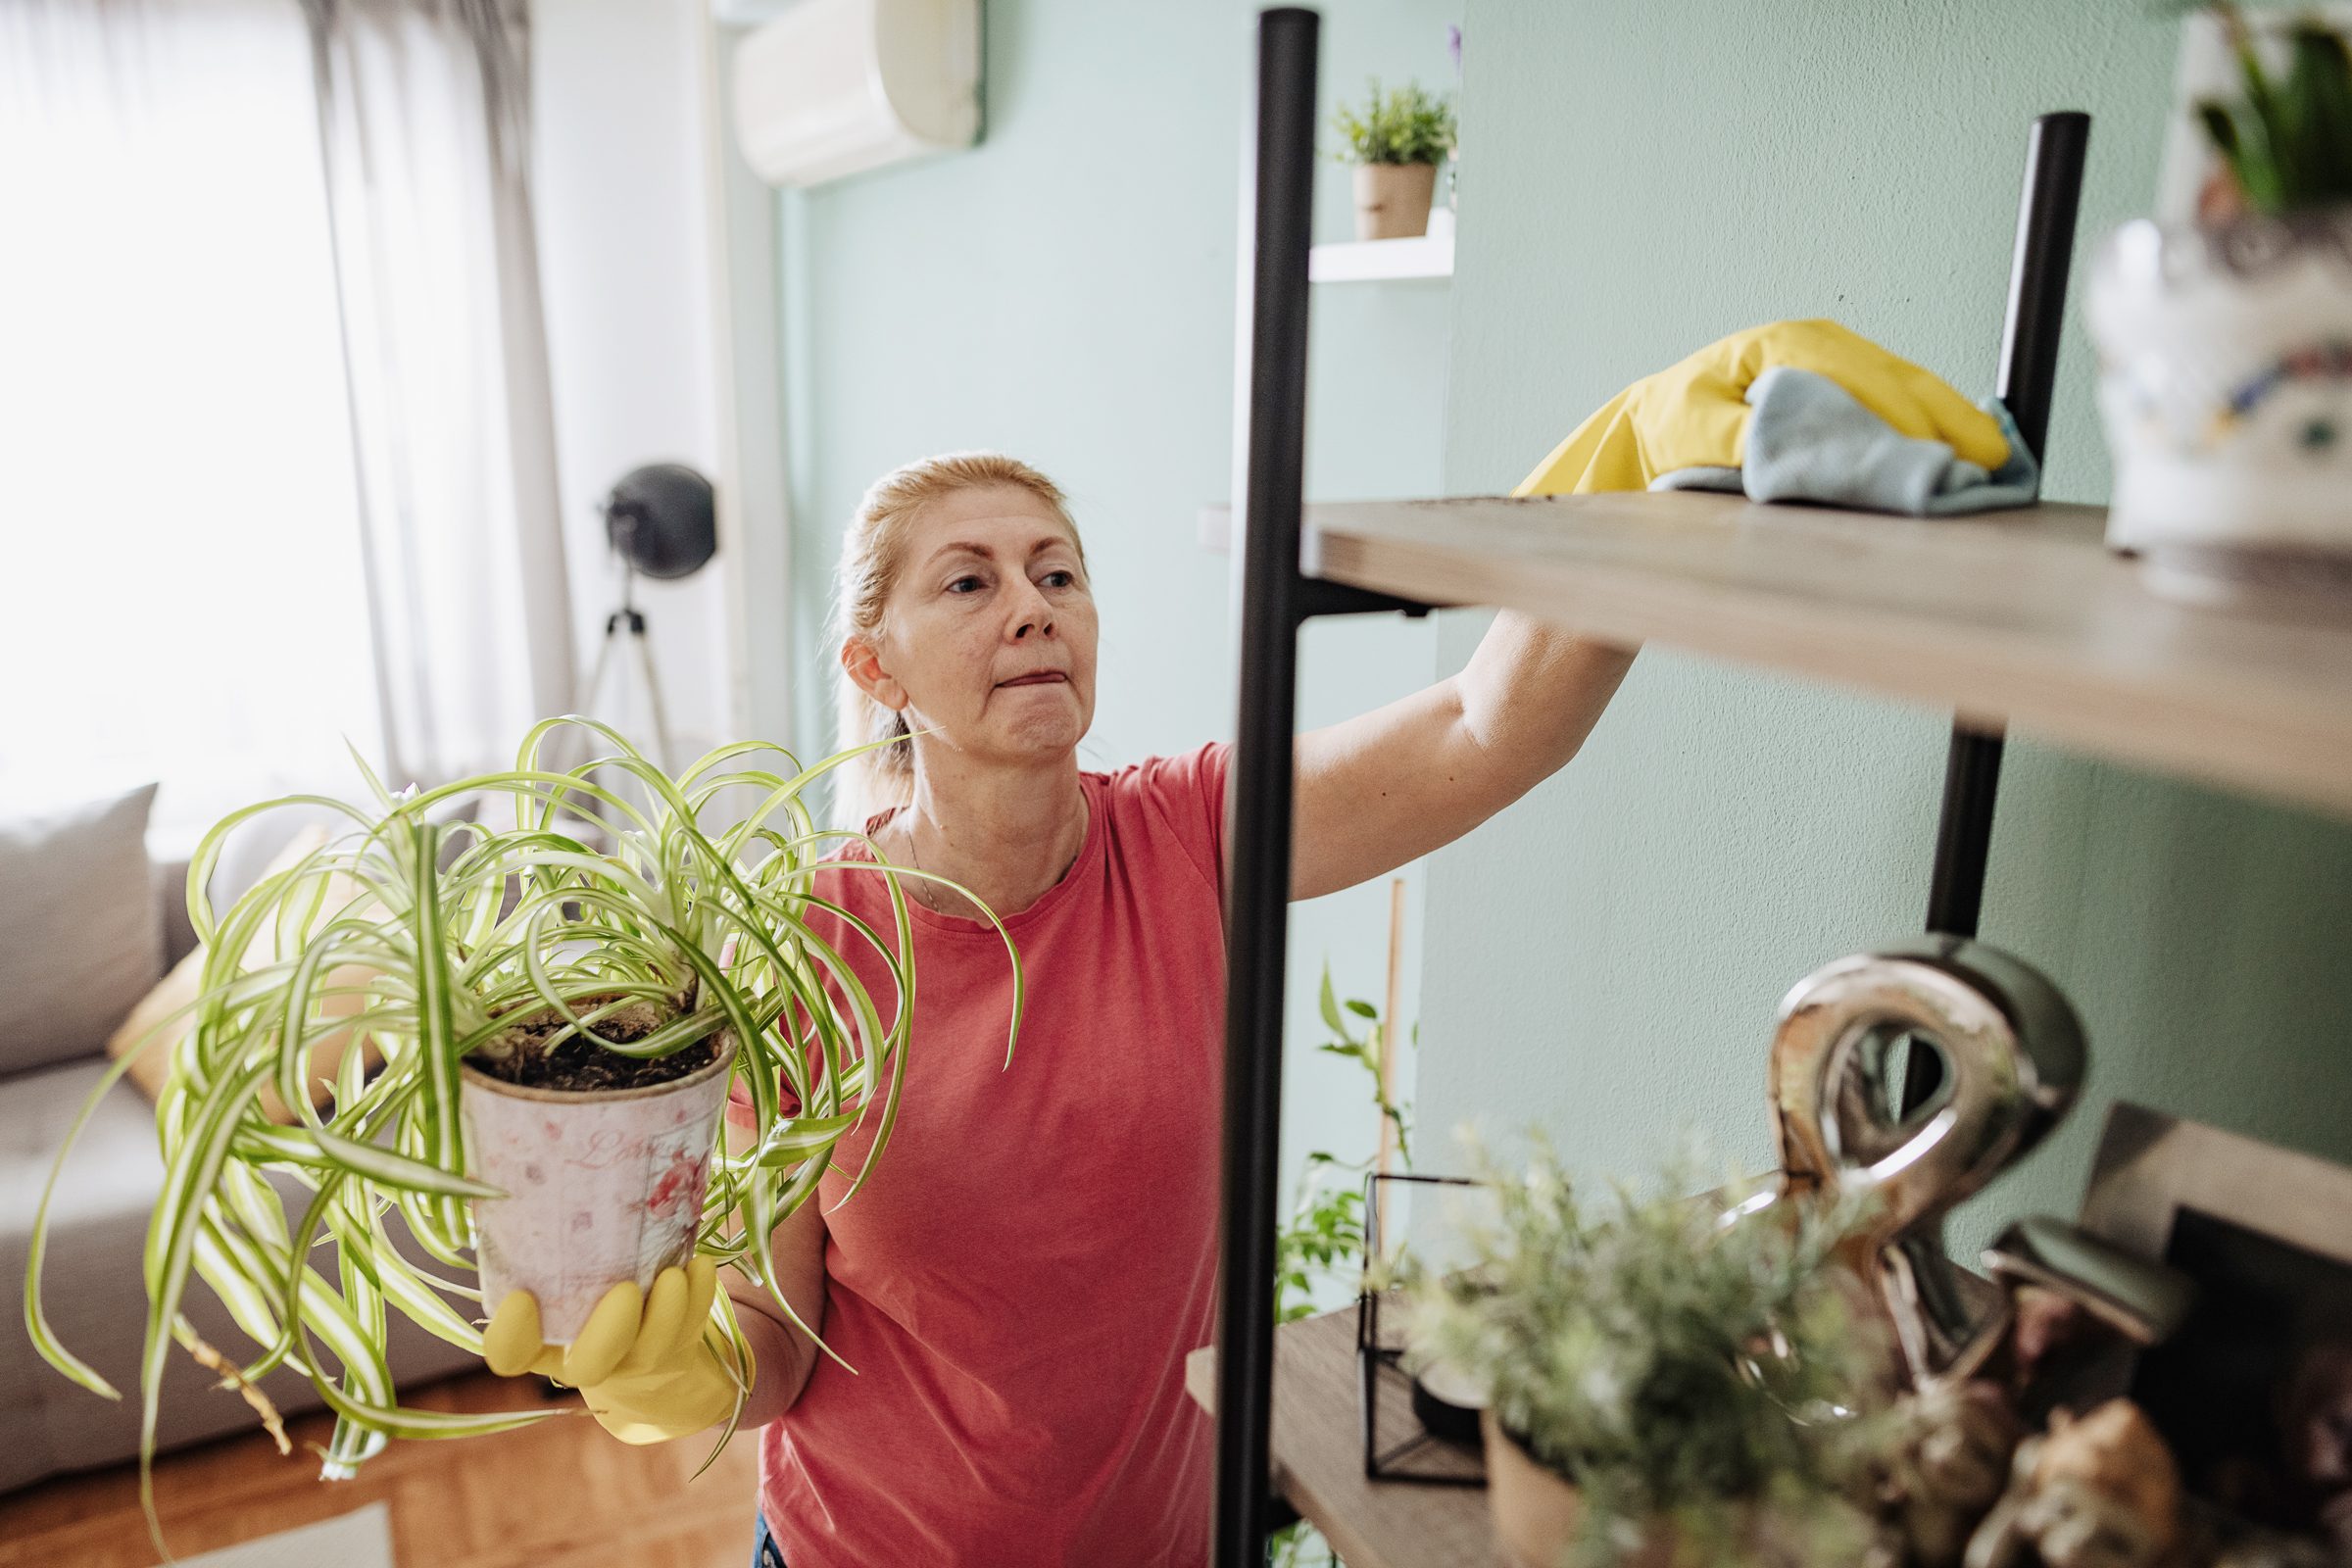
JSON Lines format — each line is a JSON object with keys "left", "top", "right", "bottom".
{"left": 174, "top": 1501, "right": 397, "bottom": 1568}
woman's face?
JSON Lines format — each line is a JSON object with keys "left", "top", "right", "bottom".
{"left": 844, "top": 483, "right": 1099, "bottom": 775}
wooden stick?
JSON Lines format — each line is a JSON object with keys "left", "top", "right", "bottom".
{"left": 1373, "top": 879, "right": 1401, "bottom": 1259}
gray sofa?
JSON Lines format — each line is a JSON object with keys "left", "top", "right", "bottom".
{"left": 0, "top": 808, "right": 479, "bottom": 1496}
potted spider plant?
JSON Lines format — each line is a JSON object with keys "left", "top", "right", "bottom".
{"left": 1332, "top": 78, "right": 1456, "bottom": 241}
{"left": 23, "top": 717, "right": 1017, "bottom": 1537}
{"left": 2089, "top": 3, "right": 2352, "bottom": 613}
{"left": 1397, "top": 1142, "right": 1887, "bottom": 1568}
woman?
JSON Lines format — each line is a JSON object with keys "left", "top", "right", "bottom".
{"left": 495, "top": 452, "right": 1631, "bottom": 1566}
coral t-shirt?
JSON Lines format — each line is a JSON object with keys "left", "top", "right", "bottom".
{"left": 752, "top": 744, "right": 1232, "bottom": 1567}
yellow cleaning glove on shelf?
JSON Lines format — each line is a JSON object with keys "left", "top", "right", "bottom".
{"left": 1514, "top": 318, "right": 2014, "bottom": 498}
{"left": 482, "top": 1256, "right": 750, "bottom": 1446}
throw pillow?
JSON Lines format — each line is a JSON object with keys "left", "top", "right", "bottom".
{"left": 106, "top": 824, "right": 384, "bottom": 1123}
{"left": 0, "top": 782, "right": 163, "bottom": 1076}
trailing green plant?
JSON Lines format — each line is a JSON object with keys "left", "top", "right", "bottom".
{"left": 1396, "top": 1139, "right": 1889, "bottom": 1568}
{"left": 1270, "top": 964, "right": 1414, "bottom": 1568}
{"left": 24, "top": 717, "right": 1017, "bottom": 1544}
{"left": 2191, "top": 4, "right": 2352, "bottom": 216}
{"left": 1330, "top": 77, "right": 1456, "bottom": 167}
{"left": 1274, "top": 965, "right": 1411, "bottom": 1325}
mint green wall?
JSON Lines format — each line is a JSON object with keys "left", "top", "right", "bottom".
{"left": 774, "top": 1, "right": 1459, "bottom": 1248}
{"left": 1422, "top": 0, "right": 2352, "bottom": 1255}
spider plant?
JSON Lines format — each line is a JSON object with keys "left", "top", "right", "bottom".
{"left": 23, "top": 717, "right": 1019, "bottom": 1543}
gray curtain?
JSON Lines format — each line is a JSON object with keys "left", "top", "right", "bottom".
{"left": 303, "top": 0, "right": 575, "bottom": 786}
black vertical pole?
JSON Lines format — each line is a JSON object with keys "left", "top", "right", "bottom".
{"left": 1214, "top": 10, "right": 1318, "bottom": 1566}
{"left": 1910, "top": 111, "right": 2088, "bottom": 1108}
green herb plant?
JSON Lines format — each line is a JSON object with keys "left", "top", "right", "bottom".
{"left": 1398, "top": 1140, "right": 1888, "bottom": 1568}
{"left": 2192, "top": 4, "right": 2352, "bottom": 216}
{"left": 1269, "top": 963, "right": 1413, "bottom": 1568}
{"left": 1329, "top": 78, "right": 1456, "bottom": 168}
{"left": 24, "top": 718, "right": 1017, "bottom": 1545}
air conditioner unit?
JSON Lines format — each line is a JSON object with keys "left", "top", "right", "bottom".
{"left": 730, "top": 0, "right": 981, "bottom": 188}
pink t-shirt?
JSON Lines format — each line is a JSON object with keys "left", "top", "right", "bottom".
{"left": 752, "top": 744, "right": 1232, "bottom": 1567}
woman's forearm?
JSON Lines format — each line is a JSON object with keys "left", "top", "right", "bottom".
{"left": 1288, "top": 612, "right": 1634, "bottom": 900}
{"left": 1454, "top": 611, "right": 1635, "bottom": 791}
{"left": 730, "top": 1289, "right": 820, "bottom": 1429}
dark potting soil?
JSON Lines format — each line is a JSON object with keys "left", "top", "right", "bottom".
{"left": 466, "top": 996, "right": 722, "bottom": 1094}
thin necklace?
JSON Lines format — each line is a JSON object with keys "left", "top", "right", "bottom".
{"left": 900, "top": 816, "right": 953, "bottom": 916}
{"left": 897, "top": 799, "right": 1087, "bottom": 917}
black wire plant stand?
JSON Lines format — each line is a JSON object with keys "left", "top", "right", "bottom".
{"left": 1354, "top": 1171, "right": 1483, "bottom": 1483}
{"left": 1210, "top": 8, "right": 2089, "bottom": 1562}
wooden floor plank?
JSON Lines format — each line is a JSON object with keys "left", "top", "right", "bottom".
{"left": 0, "top": 1373, "right": 760, "bottom": 1568}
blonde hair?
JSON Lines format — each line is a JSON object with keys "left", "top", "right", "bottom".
{"left": 831, "top": 452, "right": 1084, "bottom": 829}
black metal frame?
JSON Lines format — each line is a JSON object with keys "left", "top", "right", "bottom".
{"left": 1906, "top": 109, "right": 2090, "bottom": 1112}
{"left": 1354, "top": 1171, "right": 1482, "bottom": 1482}
{"left": 1211, "top": 7, "right": 2091, "bottom": 1556}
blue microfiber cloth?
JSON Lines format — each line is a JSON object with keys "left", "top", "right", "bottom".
{"left": 1651, "top": 367, "right": 2040, "bottom": 515}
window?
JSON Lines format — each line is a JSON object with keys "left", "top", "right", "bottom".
{"left": 1, "top": 0, "right": 383, "bottom": 849}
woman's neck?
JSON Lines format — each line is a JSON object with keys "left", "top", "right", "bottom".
{"left": 891, "top": 753, "right": 1089, "bottom": 919}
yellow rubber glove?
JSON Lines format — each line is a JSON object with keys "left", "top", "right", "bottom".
{"left": 480, "top": 1256, "right": 751, "bottom": 1446}
{"left": 1514, "top": 318, "right": 2011, "bottom": 497}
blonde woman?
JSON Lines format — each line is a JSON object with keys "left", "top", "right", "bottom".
{"left": 501, "top": 452, "right": 1631, "bottom": 1567}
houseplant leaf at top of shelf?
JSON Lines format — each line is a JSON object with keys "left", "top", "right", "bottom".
{"left": 23, "top": 716, "right": 1019, "bottom": 1544}
{"left": 1396, "top": 1138, "right": 1891, "bottom": 1568}
{"left": 2090, "top": 2, "right": 2352, "bottom": 614}
{"left": 1331, "top": 77, "right": 1457, "bottom": 241}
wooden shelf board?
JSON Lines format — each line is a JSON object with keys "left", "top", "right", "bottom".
{"left": 1202, "top": 492, "right": 2352, "bottom": 820}
{"left": 1308, "top": 233, "right": 1454, "bottom": 282}
{"left": 1188, "top": 1307, "right": 1497, "bottom": 1568}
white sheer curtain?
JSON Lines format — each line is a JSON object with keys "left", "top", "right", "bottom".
{"left": 0, "top": 0, "right": 574, "bottom": 842}
{"left": 303, "top": 0, "right": 575, "bottom": 788}
{"left": 0, "top": 0, "right": 383, "bottom": 844}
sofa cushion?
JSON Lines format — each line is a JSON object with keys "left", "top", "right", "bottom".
{"left": 0, "top": 784, "right": 162, "bottom": 1076}
{"left": 108, "top": 826, "right": 385, "bottom": 1123}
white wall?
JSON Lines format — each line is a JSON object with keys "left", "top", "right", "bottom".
{"left": 532, "top": 0, "right": 788, "bottom": 765}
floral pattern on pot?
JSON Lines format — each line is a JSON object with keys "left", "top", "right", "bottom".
{"left": 2088, "top": 212, "right": 2352, "bottom": 569}
{"left": 462, "top": 1038, "right": 738, "bottom": 1345}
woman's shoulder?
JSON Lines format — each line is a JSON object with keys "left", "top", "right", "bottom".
{"left": 1089, "top": 741, "right": 1231, "bottom": 811}
{"left": 1088, "top": 741, "right": 1232, "bottom": 894}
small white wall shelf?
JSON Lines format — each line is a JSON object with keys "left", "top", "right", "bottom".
{"left": 1307, "top": 232, "right": 1454, "bottom": 283}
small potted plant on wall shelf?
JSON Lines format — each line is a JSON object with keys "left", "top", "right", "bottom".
{"left": 1332, "top": 77, "right": 1457, "bottom": 242}
{"left": 24, "top": 718, "right": 1016, "bottom": 1542}
{"left": 1399, "top": 1141, "right": 1886, "bottom": 1568}
{"left": 2089, "top": 2, "right": 2352, "bottom": 614}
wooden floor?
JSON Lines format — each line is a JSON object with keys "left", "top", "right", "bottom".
{"left": 0, "top": 1373, "right": 760, "bottom": 1568}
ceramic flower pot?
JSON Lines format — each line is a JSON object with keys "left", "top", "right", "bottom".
{"left": 1481, "top": 1409, "right": 1582, "bottom": 1568}
{"left": 461, "top": 1034, "right": 737, "bottom": 1343}
{"left": 1352, "top": 161, "right": 1438, "bottom": 241}
{"left": 2087, "top": 211, "right": 2352, "bottom": 615}
{"left": 1482, "top": 1410, "right": 1685, "bottom": 1568}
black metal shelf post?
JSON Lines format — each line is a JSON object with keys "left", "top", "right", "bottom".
{"left": 1909, "top": 110, "right": 2089, "bottom": 1111}
{"left": 1212, "top": 7, "right": 2092, "bottom": 1553}
{"left": 1216, "top": 11, "right": 1434, "bottom": 1561}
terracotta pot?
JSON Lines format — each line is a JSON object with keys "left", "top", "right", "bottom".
{"left": 1482, "top": 1410, "right": 1584, "bottom": 1568}
{"left": 1352, "top": 161, "right": 1438, "bottom": 241}
{"left": 1482, "top": 1411, "right": 1681, "bottom": 1568}
{"left": 461, "top": 1035, "right": 737, "bottom": 1343}
{"left": 2087, "top": 210, "right": 2352, "bottom": 616}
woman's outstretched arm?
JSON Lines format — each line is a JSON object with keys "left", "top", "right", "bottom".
{"left": 1286, "top": 613, "right": 1634, "bottom": 901}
